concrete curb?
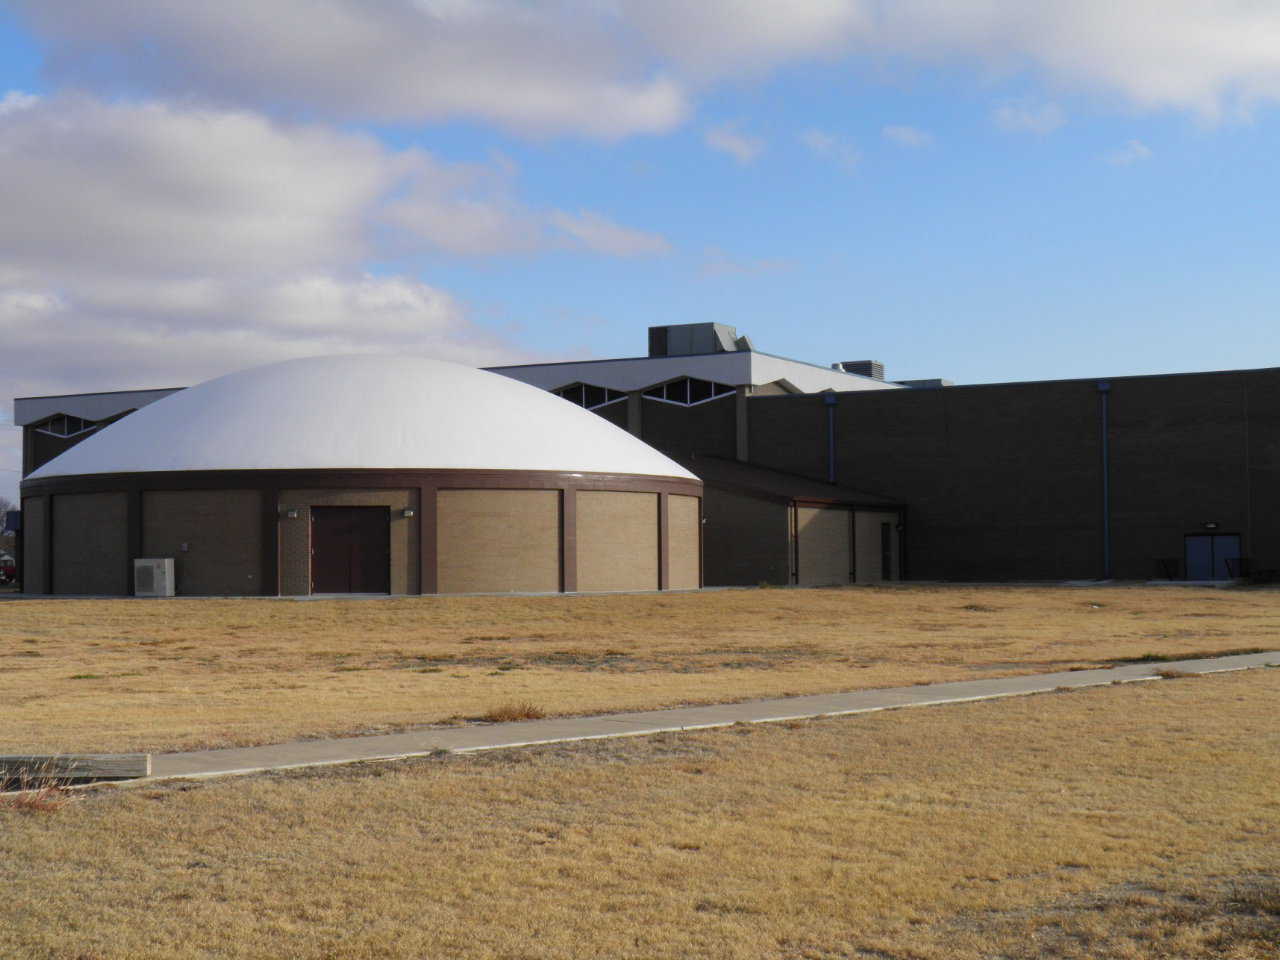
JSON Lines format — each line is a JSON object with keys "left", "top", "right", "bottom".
{"left": 111, "top": 650, "right": 1279, "bottom": 785}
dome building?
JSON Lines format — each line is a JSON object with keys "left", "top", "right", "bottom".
{"left": 20, "top": 355, "right": 703, "bottom": 596}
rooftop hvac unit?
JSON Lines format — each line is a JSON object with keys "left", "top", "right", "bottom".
{"left": 134, "top": 558, "right": 175, "bottom": 597}
{"left": 832, "top": 360, "right": 885, "bottom": 381}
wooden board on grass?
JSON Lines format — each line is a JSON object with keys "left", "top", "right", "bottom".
{"left": 1, "top": 754, "right": 151, "bottom": 782}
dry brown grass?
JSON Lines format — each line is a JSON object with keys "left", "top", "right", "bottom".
{"left": 0, "top": 778, "right": 71, "bottom": 814}
{"left": 480, "top": 700, "right": 547, "bottom": 722}
{"left": 934, "top": 876, "right": 1280, "bottom": 958}
{"left": 2, "top": 584, "right": 1278, "bottom": 753}
{"left": 1, "top": 669, "right": 1276, "bottom": 959}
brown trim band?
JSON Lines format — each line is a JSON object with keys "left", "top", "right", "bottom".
{"left": 21, "top": 468, "right": 702, "bottom": 500}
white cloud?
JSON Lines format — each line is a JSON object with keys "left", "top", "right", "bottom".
{"left": 549, "top": 210, "right": 672, "bottom": 257}
{"left": 1107, "top": 138, "right": 1153, "bottom": 166}
{"left": 882, "top": 124, "right": 933, "bottom": 148}
{"left": 992, "top": 99, "right": 1066, "bottom": 134}
{"left": 11, "top": 0, "right": 687, "bottom": 139}
{"left": 801, "top": 128, "right": 861, "bottom": 170}
{"left": 0, "top": 96, "right": 662, "bottom": 493}
{"left": 0, "top": 270, "right": 532, "bottom": 498}
{"left": 0, "top": 427, "right": 20, "bottom": 500}
{"left": 866, "top": 1, "right": 1280, "bottom": 120}
{"left": 380, "top": 153, "right": 542, "bottom": 256}
{"left": 0, "top": 97, "right": 400, "bottom": 279}
{"left": 0, "top": 90, "right": 38, "bottom": 115}
{"left": 704, "top": 123, "right": 764, "bottom": 164}
{"left": 0, "top": 274, "right": 504, "bottom": 378}
{"left": 626, "top": 0, "right": 868, "bottom": 75}
{"left": 16, "top": 1, "right": 1280, "bottom": 132}
{"left": 0, "top": 95, "right": 633, "bottom": 492}
{"left": 0, "top": 95, "right": 664, "bottom": 274}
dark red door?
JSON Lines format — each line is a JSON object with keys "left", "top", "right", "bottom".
{"left": 310, "top": 506, "right": 391, "bottom": 594}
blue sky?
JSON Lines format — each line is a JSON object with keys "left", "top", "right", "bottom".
{"left": 4, "top": 2, "right": 1280, "bottom": 495}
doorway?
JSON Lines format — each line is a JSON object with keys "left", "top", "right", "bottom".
{"left": 1183, "top": 534, "right": 1241, "bottom": 581}
{"left": 311, "top": 506, "right": 391, "bottom": 593}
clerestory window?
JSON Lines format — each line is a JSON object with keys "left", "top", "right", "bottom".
{"left": 642, "top": 377, "right": 735, "bottom": 406}
{"left": 553, "top": 383, "right": 627, "bottom": 410}
{"left": 35, "top": 414, "right": 97, "bottom": 438}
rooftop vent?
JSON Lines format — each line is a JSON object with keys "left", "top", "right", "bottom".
{"left": 895, "top": 378, "right": 954, "bottom": 389}
{"left": 648, "top": 323, "right": 743, "bottom": 358}
{"left": 832, "top": 360, "right": 885, "bottom": 381}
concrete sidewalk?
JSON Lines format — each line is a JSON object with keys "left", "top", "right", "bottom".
{"left": 151, "top": 650, "right": 1279, "bottom": 782}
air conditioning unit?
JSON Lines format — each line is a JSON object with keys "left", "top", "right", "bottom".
{"left": 134, "top": 558, "right": 176, "bottom": 597}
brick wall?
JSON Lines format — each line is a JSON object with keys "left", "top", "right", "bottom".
{"left": 278, "top": 489, "right": 418, "bottom": 595}
{"left": 437, "top": 489, "right": 561, "bottom": 594}
{"left": 642, "top": 395, "right": 736, "bottom": 459}
{"left": 20, "top": 496, "right": 47, "bottom": 593}
{"left": 739, "top": 369, "right": 1280, "bottom": 580}
{"left": 576, "top": 491, "right": 659, "bottom": 592}
{"left": 52, "top": 492, "right": 128, "bottom": 594}
{"left": 142, "top": 490, "right": 263, "bottom": 595}
{"left": 701, "top": 488, "right": 790, "bottom": 586}
{"left": 667, "top": 494, "right": 701, "bottom": 589}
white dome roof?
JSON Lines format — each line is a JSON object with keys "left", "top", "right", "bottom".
{"left": 29, "top": 355, "right": 698, "bottom": 481}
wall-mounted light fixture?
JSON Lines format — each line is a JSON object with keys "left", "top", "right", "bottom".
{"left": 1202, "top": 521, "right": 1220, "bottom": 530}
{"left": 281, "top": 508, "right": 300, "bottom": 520}
{"left": 402, "top": 508, "right": 416, "bottom": 519}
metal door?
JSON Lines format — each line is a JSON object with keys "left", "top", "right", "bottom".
{"left": 1184, "top": 534, "right": 1241, "bottom": 581}
{"left": 310, "top": 506, "right": 391, "bottom": 593}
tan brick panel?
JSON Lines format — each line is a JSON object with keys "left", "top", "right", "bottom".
{"left": 437, "top": 489, "right": 561, "bottom": 594}
{"left": 796, "top": 505, "right": 851, "bottom": 587}
{"left": 576, "top": 491, "right": 658, "bottom": 593}
{"left": 667, "top": 494, "right": 701, "bottom": 589}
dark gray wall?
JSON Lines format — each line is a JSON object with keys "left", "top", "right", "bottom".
{"left": 20, "top": 496, "right": 47, "bottom": 594}
{"left": 739, "top": 369, "right": 1280, "bottom": 580}
{"left": 52, "top": 492, "right": 129, "bottom": 595}
{"left": 642, "top": 395, "right": 736, "bottom": 460}
{"left": 591, "top": 400, "right": 629, "bottom": 431}
{"left": 142, "top": 489, "right": 264, "bottom": 596}
{"left": 701, "top": 488, "right": 790, "bottom": 586}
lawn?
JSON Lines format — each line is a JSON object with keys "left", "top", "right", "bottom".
{"left": 2, "top": 669, "right": 1277, "bottom": 959}
{"left": 2, "top": 584, "right": 1278, "bottom": 753}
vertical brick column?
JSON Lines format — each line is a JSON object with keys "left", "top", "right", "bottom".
{"left": 560, "top": 486, "right": 578, "bottom": 592}
{"left": 418, "top": 485, "right": 438, "bottom": 594}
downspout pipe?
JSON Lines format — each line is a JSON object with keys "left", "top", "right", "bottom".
{"left": 824, "top": 393, "right": 838, "bottom": 484}
{"left": 1097, "top": 381, "right": 1113, "bottom": 580}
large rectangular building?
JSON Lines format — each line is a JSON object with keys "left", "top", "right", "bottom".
{"left": 16, "top": 323, "right": 1277, "bottom": 589}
